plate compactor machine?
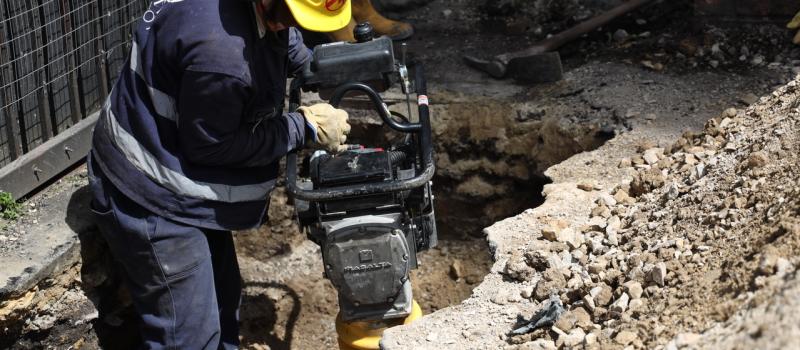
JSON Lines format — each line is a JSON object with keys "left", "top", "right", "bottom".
{"left": 286, "top": 22, "right": 438, "bottom": 349}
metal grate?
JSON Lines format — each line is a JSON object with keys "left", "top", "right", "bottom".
{"left": 0, "top": 0, "right": 146, "bottom": 169}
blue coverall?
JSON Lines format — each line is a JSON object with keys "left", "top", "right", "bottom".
{"left": 88, "top": 0, "right": 311, "bottom": 348}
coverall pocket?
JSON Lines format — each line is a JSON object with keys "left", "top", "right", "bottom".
{"left": 146, "top": 216, "right": 211, "bottom": 283}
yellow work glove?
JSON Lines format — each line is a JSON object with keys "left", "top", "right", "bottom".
{"left": 298, "top": 103, "right": 351, "bottom": 153}
{"left": 788, "top": 10, "right": 800, "bottom": 44}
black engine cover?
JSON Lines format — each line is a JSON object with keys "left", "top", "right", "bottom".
{"left": 314, "top": 149, "right": 392, "bottom": 187}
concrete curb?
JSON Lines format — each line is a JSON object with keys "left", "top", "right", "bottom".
{"left": 0, "top": 182, "right": 91, "bottom": 299}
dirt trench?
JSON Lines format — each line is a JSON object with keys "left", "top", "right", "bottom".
{"left": 232, "top": 95, "right": 616, "bottom": 350}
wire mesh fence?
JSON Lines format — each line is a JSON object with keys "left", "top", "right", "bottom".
{"left": 0, "top": 0, "right": 147, "bottom": 169}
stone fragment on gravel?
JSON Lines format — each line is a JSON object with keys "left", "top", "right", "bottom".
{"left": 590, "top": 283, "right": 613, "bottom": 306}
{"left": 646, "top": 262, "right": 667, "bottom": 286}
{"left": 628, "top": 298, "right": 644, "bottom": 311}
{"left": 613, "top": 189, "right": 634, "bottom": 205}
{"left": 598, "top": 193, "right": 617, "bottom": 207}
{"left": 624, "top": 281, "right": 644, "bottom": 299}
{"left": 554, "top": 310, "right": 577, "bottom": 331}
{"left": 526, "top": 250, "right": 551, "bottom": 272}
{"left": 588, "top": 258, "right": 608, "bottom": 274}
{"left": 534, "top": 268, "right": 567, "bottom": 301}
{"left": 557, "top": 227, "right": 583, "bottom": 249}
{"left": 615, "top": 330, "right": 638, "bottom": 345}
{"left": 694, "top": 163, "right": 707, "bottom": 179}
{"left": 609, "top": 293, "right": 630, "bottom": 315}
{"left": 606, "top": 216, "right": 621, "bottom": 234}
{"left": 541, "top": 219, "right": 569, "bottom": 241}
{"left": 505, "top": 251, "right": 535, "bottom": 282}
{"left": 643, "top": 148, "right": 663, "bottom": 165}
{"left": 571, "top": 307, "right": 593, "bottom": 330}
{"left": 521, "top": 285, "right": 534, "bottom": 299}
{"left": 630, "top": 167, "right": 666, "bottom": 196}
{"left": 664, "top": 181, "right": 680, "bottom": 201}
{"left": 561, "top": 328, "right": 586, "bottom": 347}
{"left": 584, "top": 331, "right": 598, "bottom": 346}
{"left": 582, "top": 294, "right": 596, "bottom": 311}
{"left": 591, "top": 204, "right": 611, "bottom": 218}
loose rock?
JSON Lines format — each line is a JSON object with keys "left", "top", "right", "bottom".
{"left": 609, "top": 293, "right": 630, "bottom": 315}
{"left": 615, "top": 330, "right": 638, "bottom": 346}
{"left": 623, "top": 281, "right": 644, "bottom": 299}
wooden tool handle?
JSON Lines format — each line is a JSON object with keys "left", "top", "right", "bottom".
{"left": 497, "top": 0, "right": 653, "bottom": 62}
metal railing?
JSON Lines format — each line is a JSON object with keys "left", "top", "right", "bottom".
{"left": 0, "top": 0, "right": 147, "bottom": 199}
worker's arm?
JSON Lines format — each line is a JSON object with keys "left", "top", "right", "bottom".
{"left": 288, "top": 27, "right": 312, "bottom": 76}
{"left": 177, "top": 70, "right": 306, "bottom": 167}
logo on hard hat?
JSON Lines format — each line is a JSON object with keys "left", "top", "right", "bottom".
{"left": 325, "top": 0, "right": 346, "bottom": 11}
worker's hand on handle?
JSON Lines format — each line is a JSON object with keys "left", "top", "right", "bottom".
{"left": 788, "top": 10, "right": 800, "bottom": 44}
{"left": 299, "top": 103, "right": 352, "bottom": 153}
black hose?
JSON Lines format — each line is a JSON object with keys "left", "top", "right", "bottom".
{"left": 329, "top": 82, "right": 421, "bottom": 133}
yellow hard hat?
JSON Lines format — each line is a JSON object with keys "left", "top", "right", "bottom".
{"left": 285, "top": 0, "right": 351, "bottom": 32}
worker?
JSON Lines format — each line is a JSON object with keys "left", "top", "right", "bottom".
{"left": 87, "top": 0, "right": 351, "bottom": 348}
{"left": 328, "top": 0, "right": 414, "bottom": 42}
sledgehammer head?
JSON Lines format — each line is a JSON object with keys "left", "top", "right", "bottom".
{"left": 507, "top": 52, "right": 563, "bottom": 83}
{"left": 463, "top": 51, "right": 563, "bottom": 83}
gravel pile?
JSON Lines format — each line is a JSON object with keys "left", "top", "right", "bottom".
{"left": 504, "top": 77, "right": 800, "bottom": 349}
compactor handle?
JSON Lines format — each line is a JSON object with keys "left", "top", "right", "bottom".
{"left": 286, "top": 65, "right": 435, "bottom": 201}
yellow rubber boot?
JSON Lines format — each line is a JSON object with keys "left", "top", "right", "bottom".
{"left": 328, "top": 17, "right": 357, "bottom": 42}
{"left": 352, "top": 0, "right": 414, "bottom": 41}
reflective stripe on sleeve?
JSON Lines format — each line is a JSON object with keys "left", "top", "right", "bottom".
{"left": 102, "top": 99, "right": 274, "bottom": 203}
{"left": 130, "top": 40, "right": 179, "bottom": 123}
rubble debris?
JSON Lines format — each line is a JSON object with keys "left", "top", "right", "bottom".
{"left": 609, "top": 292, "right": 630, "bottom": 315}
{"left": 615, "top": 330, "right": 638, "bottom": 345}
{"left": 646, "top": 262, "right": 667, "bottom": 287}
{"left": 559, "top": 328, "right": 586, "bottom": 347}
{"left": 624, "top": 281, "right": 644, "bottom": 299}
